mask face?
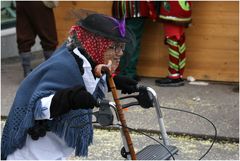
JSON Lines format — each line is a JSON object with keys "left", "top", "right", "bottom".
{"left": 103, "top": 43, "right": 125, "bottom": 72}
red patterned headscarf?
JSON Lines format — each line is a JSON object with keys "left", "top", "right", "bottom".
{"left": 69, "top": 25, "right": 114, "bottom": 64}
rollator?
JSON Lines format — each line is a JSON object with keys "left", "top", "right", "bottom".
{"left": 93, "top": 72, "right": 179, "bottom": 160}
{"left": 90, "top": 68, "right": 216, "bottom": 160}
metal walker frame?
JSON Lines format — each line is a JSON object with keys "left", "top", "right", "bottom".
{"left": 95, "top": 86, "right": 178, "bottom": 160}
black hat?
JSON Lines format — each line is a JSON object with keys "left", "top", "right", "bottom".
{"left": 77, "top": 14, "right": 135, "bottom": 46}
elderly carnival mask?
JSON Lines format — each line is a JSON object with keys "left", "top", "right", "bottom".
{"left": 104, "top": 42, "right": 125, "bottom": 72}
{"left": 70, "top": 14, "right": 135, "bottom": 77}
{"left": 94, "top": 42, "right": 125, "bottom": 77}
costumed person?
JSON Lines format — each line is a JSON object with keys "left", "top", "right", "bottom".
{"left": 1, "top": 14, "right": 137, "bottom": 160}
{"left": 16, "top": 1, "right": 59, "bottom": 77}
{"left": 155, "top": 0, "right": 192, "bottom": 87}
{"left": 112, "top": 1, "right": 158, "bottom": 81}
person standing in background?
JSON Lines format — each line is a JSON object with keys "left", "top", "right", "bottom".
{"left": 112, "top": 1, "right": 158, "bottom": 81}
{"left": 155, "top": 1, "right": 192, "bottom": 87}
{"left": 16, "top": 1, "right": 58, "bottom": 77}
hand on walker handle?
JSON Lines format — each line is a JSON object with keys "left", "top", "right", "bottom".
{"left": 94, "top": 60, "right": 112, "bottom": 77}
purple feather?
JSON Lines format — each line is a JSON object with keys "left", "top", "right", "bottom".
{"left": 105, "top": 15, "right": 126, "bottom": 37}
{"left": 118, "top": 18, "right": 126, "bottom": 37}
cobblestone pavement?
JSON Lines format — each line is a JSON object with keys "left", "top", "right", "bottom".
{"left": 69, "top": 128, "right": 239, "bottom": 160}
{"left": 1, "top": 121, "right": 239, "bottom": 160}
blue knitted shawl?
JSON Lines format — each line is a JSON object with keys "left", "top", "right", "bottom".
{"left": 1, "top": 45, "right": 103, "bottom": 159}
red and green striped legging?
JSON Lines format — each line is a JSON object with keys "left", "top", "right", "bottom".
{"left": 165, "top": 34, "right": 186, "bottom": 79}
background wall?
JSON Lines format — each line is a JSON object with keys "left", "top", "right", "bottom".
{"left": 54, "top": 1, "right": 239, "bottom": 82}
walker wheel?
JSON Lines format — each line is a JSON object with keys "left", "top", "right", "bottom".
{"left": 121, "top": 147, "right": 128, "bottom": 159}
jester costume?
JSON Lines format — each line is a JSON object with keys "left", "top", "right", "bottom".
{"left": 155, "top": 1, "right": 192, "bottom": 87}
{"left": 112, "top": 1, "right": 157, "bottom": 81}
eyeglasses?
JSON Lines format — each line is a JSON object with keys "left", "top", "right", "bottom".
{"left": 109, "top": 43, "right": 125, "bottom": 53}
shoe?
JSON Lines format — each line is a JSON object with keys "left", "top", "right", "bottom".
{"left": 155, "top": 77, "right": 184, "bottom": 87}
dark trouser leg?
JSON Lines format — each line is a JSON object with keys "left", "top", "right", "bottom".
{"left": 27, "top": 1, "right": 58, "bottom": 52}
{"left": 17, "top": 2, "right": 58, "bottom": 60}
{"left": 118, "top": 18, "right": 145, "bottom": 79}
{"left": 20, "top": 52, "right": 32, "bottom": 77}
{"left": 16, "top": 2, "right": 36, "bottom": 77}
